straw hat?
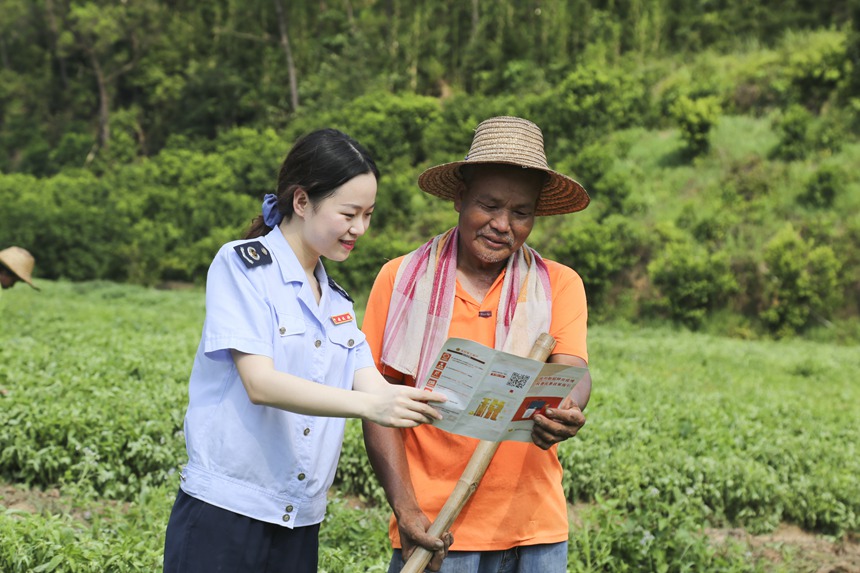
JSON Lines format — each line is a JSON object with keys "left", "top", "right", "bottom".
{"left": 0, "top": 246, "right": 39, "bottom": 290}
{"left": 417, "top": 116, "right": 590, "bottom": 216}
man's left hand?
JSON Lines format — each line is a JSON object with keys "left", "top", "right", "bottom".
{"left": 531, "top": 397, "right": 585, "bottom": 450}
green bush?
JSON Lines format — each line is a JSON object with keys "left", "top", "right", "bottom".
{"left": 212, "top": 127, "right": 288, "bottom": 197}
{"left": 562, "top": 141, "right": 643, "bottom": 219}
{"left": 775, "top": 29, "right": 848, "bottom": 111}
{"left": 719, "top": 156, "right": 779, "bottom": 203}
{"left": 0, "top": 173, "right": 42, "bottom": 251}
{"left": 543, "top": 215, "right": 646, "bottom": 318}
{"left": 653, "top": 54, "right": 735, "bottom": 121}
{"left": 8, "top": 170, "right": 127, "bottom": 281}
{"left": 321, "top": 92, "right": 442, "bottom": 168}
{"left": 807, "top": 108, "right": 851, "bottom": 154}
{"left": 770, "top": 104, "right": 813, "bottom": 161}
{"left": 593, "top": 169, "right": 643, "bottom": 219}
{"left": 671, "top": 95, "right": 721, "bottom": 158}
{"left": 798, "top": 164, "right": 845, "bottom": 208}
{"left": 833, "top": 218, "right": 860, "bottom": 316}
{"left": 648, "top": 240, "right": 738, "bottom": 328}
{"left": 771, "top": 105, "right": 850, "bottom": 161}
{"left": 760, "top": 225, "right": 842, "bottom": 336}
{"left": 566, "top": 141, "right": 616, "bottom": 190}
{"left": 676, "top": 203, "right": 739, "bottom": 246}
{"left": 48, "top": 129, "right": 98, "bottom": 173}
{"left": 732, "top": 30, "right": 849, "bottom": 113}
{"left": 529, "top": 62, "right": 649, "bottom": 153}
{"left": 0, "top": 139, "right": 259, "bottom": 284}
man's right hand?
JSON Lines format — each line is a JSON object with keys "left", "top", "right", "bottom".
{"left": 397, "top": 508, "right": 453, "bottom": 572}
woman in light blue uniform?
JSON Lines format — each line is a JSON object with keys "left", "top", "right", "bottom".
{"left": 164, "top": 129, "right": 446, "bottom": 573}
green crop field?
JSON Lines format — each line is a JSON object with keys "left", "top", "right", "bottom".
{"left": 1, "top": 282, "right": 858, "bottom": 572}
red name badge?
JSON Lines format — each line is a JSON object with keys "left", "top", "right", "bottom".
{"left": 331, "top": 313, "right": 354, "bottom": 325}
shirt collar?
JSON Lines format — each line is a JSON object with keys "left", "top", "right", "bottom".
{"left": 264, "top": 226, "right": 330, "bottom": 301}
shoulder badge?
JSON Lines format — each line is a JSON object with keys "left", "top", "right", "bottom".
{"left": 233, "top": 241, "right": 273, "bottom": 269}
{"left": 328, "top": 277, "right": 353, "bottom": 302}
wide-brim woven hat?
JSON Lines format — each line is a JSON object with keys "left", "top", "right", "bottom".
{"left": 418, "top": 116, "right": 589, "bottom": 216}
{"left": 0, "top": 246, "right": 39, "bottom": 290}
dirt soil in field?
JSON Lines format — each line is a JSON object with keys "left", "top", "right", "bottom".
{"left": 567, "top": 503, "right": 860, "bottom": 572}
{"left": 2, "top": 484, "right": 858, "bottom": 572}
{"left": 1, "top": 482, "right": 128, "bottom": 524}
{"left": 704, "top": 525, "right": 860, "bottom": 573}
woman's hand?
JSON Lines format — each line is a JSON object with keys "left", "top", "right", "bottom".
{"left": 353, "top": 367, "right": 446, "bottom": 428}
{"left": 361, "top": 383, "right": 447, "bottom": 428}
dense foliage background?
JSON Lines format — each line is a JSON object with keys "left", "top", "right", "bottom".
{"left": 2, "top": 5, "right": 860, "bottom": 569}
{"left": 2, "top": 0, "right": 859, "bottom": 340}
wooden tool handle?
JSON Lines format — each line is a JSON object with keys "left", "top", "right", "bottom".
{"left": 401, "top": 333, "right": 557, "bottom": 573}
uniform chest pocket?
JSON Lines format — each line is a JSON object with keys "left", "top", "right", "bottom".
{"left": 327, "top": 324, "right": 366, "bottom": 349}
{"left": 276, "top": 313, "right": 306, "bottom": 337}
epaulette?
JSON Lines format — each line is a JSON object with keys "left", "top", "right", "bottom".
{"left": 328, "top": 277, "right": 353, "bottom": 302}
{"left": 233, "top": 240, "right": 273, "bottom": 269}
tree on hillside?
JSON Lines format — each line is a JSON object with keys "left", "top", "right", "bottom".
{"left": 273, "top": 0, "right": 299, "bottom": 110}
{"left": 845, "top": 1, "right": 860, "bottom": 101}
{"left": 58, "top": 0, "right": 163, "bottom": 159}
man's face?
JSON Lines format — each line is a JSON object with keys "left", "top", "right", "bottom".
{"left": 454, "top": 165, "right": 543, "bottom": 269}
{"left": 0, "top": 266, "right": 18, "bottom": 289}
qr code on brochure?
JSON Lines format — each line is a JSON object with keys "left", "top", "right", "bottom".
{"left": 506, "top": 372, "right": 529, "bottom": 389}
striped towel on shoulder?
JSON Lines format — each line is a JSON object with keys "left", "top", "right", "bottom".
{"left": 380, "top": 227, "right": 552, "bottom": 385}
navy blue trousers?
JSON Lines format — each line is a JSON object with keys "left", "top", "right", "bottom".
{"left": 163, "top": 489, "right": 319, "bottom": 573}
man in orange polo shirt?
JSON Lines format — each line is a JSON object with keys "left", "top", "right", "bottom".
{"left": 362, "top": 116, "right": 593, "bottom": 573}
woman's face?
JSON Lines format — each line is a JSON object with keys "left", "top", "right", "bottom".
{"left": 302, "top": 172, "right": 377, "bottom": 262}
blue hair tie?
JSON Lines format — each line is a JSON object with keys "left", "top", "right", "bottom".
{"left": 262, "top": 193, "right": 283, "bottom": 227}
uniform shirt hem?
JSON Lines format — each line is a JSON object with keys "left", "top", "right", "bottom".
{"left": 181, "top": 462, "right": 327, "bottom": 528}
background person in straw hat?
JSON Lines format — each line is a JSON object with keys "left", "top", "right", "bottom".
{"left": 0, "top": 246, "right": 39, "bottom": 291}
{"left": 362, "top": 116, "right": 592, "bottom": 572}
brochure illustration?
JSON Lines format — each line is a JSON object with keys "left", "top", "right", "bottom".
{"left": 416, "top": 338, "right": 589, "bottom": 442}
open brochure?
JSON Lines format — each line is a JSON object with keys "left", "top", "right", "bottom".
{"left": 416, "top": 338, "right": 589, "bottom": 442}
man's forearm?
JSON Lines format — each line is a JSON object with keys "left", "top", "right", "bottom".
{"left": 550, "top": 353, "right": 591, "bottom": 410}
{"left": 571, "top": 371, "right": 592, "bottom": 410}
{"left": 362, "top": 420, "right": 422, "bottom": 518}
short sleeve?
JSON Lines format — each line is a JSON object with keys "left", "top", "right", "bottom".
{"left": 202, "top": 244, "right": 274, "bottom": 362}
{"left": 352, "top": 340, "right": 375, "bottom": 372}
{"left": 547, "top": 261, "right": 589, "bottom": 363}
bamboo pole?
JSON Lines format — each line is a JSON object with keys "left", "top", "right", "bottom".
{"left": 401, "top": 333, "right": 557, "bottom": 573}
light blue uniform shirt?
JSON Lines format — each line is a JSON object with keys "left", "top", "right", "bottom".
{"left": 179, "top": 227, "right": 374, "bottom": 528}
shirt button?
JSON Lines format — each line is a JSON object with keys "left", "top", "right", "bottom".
{"left": 285, "top": 505, "right": 294, "bottom": 512}
{"left": 282, "top": 514, "right": 291, "bottom": 522}
{"left": 314, "top": 340, "right": 322, "bottom": 348}
{"left": 303, "top": 428, "right": 310, "bottom": 436}
{"left": 297, "top": 473, "right": 306, "bottom": 481}
{"left": 347, "top": 339, "right": 354, "bottom": 347}
{"left": 279, "top": 326, "right": 286, "bottom": 335}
